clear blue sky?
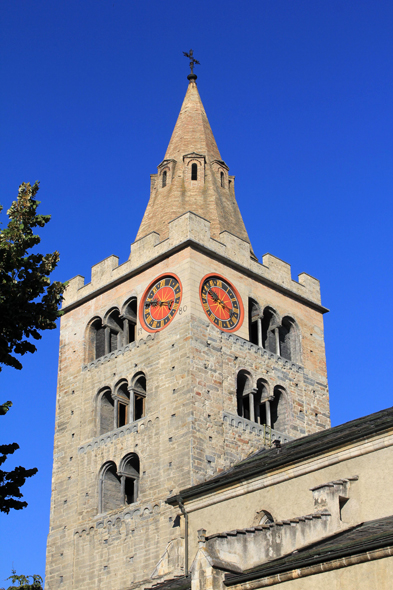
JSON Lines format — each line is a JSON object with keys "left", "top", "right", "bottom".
{"left": 1, "top": 0, "right": 392, "bottom": 583}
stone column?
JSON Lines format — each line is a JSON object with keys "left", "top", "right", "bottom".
{"left": 257, "top": 318, "right": 262, "bottom": 348}
{"left": 120, "top": 475, "right": 125, "bottom": 505}
{"left": 249, "top": 392, "right": 255, "bottom": 423}
{"left": 114, "top": 398, "right": 118, "bottom": 430}
{"left": 275, "top": 328, "right": 280, "bottom": 356}
{"left": 128, "top": 388, "right": 135, "bottom": 423}
{"left": 134, "top": 477, "right": 139, "bottom": 502}
{"left": 105, "top": 326, "right": 110, "bottom": 355}
{"left": 265, "top": 400, "right": 271, "bottom": 427}
{"left": 123, "top": 318, "right": 129, "bottom": 346}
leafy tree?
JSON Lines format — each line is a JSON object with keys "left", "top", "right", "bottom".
{"left": 0, "top": 182, "right": 66, "bottom": 514}
{"left": 0, "top": 401, "right": 38, "bottom": 513}
{"left": 0, "top": 182, "right": 65, "bottom": 371}
{"left": 2, "top": 570, "right": 43, "bottom": 589}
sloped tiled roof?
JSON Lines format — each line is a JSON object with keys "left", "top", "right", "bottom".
{"left": 167, "top": 406, "right": 393, "bottom": 505}
{"left": 224, "top": 514, "right": 393, "bottom": 585}
{"left": 145, "top": 576, "right": 191, "bottom": 590}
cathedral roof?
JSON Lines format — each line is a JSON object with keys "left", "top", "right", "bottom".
{"left": 225, "top": 514, "right": 393, "bottom": 585}
{"left": 167, "top": 406, "right": 393, "bottom": 505}
{"left": 136, "top": 78, "right": 255, "bottom": 256}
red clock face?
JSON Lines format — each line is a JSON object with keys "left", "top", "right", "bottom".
{"left": 140, "top": 274, "right": 182, "bottom": 332}
{"left": 200, "top": 274, "right": 244, "bottom": 332}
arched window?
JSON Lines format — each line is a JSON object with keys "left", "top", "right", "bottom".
{"left": 128, "top": 372, "right": 146, "bottom": 422}
{"left": 106, "top": 308, "right": 123, "bottom": 353}
{"left": 191, "top": 163, "right": 198, "bottom": 181}
{"left": 99, "top": 388, "right": 115, "bottom": 435}
{"left": 220, "top": 171, "right": 224, "bottom": 187}
{"left": 115, "top": 382, "right": 130, "bottom": 428}
{"left": 99, "top": 462, "right": 121, "bottom": 513}
{"left": 256, "top": 379, "right": 270, "bottom": 426}
{"left": 261, "top": 308, "right": 301, "bottom": 362}
{"left": 122, "top": 297, "right": 137, "bottom": 345}
{"left": 279, "top": 316, "right": 300, "bottom": 362}
{"left": 119, "top": 454, "right": 140, "bottom": 505}
{"left": 262, "top": 307, "right": 280, "bottom": 354}
{"left": 236, "top": 370, "right": 254, "bottom": 421}
{"left": 256, "top": 510, "right": 274, "bottom": 525}
{"left": 162, "top": 170, "right": 167, "bottom": 188}
{"left": 88, "top": 318, "right": 106, "bottom": 362}
{"left": 271, "top": 386, "right": 289, "bottom": 432}
{"left": 248, "top": 298, "right": 261, "bottom": 345}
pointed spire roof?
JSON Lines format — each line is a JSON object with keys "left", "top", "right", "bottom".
{"left": 163, "top": 81, "right": 221, "bottom": 163}
{"left": 136, "top": 79, "right": 254, "bottom": 255}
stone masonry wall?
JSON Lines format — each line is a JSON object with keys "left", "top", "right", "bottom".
{"left": 47, "top": 237, "right": 329, "bottom": 590}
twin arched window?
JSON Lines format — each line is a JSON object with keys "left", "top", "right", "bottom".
{"left": 98, "top": 373, "right": 147, "bottom": 435}
{"left": 248, "top": 299, "right": 301, "bottom": 363}
{"left": 99, "top": 454, "right": 140, "bottom": 513}
{"left": 236, "top": 370, "right": 288, "bottom": 433}
{"left": 88, "top": 298, "right": 137, "bottom": 362}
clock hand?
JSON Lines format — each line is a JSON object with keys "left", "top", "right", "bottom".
{"left": 209, "top": 290, "right": 234, "bottom": 317}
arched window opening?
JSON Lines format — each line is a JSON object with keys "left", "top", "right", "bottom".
{"left": 191, "top": 163, "right": 198, "bottom": 181}
{"left": 89, "top": 318, "right": 106, "bottom": 362}
{"left": 262, "top": 308, "right": 280, "bottom": 354}
{"left": 270, "top": 386, "right": 289, "bottom": 432}
{"left": 115, "top": 382, "right": 130, "bottom": 428}
{"left": 162, "top": 170, "right": 167, "bottom": 188}
{"left": 256, "top": 379, "right": 270, "bottom": 426}
{"left": 259, "top": 510, "right": 274, "bottom": 525}
{"left": 220, "top": 171, "right": 224, "bottom": 187}
{"left": 134, "top": 374, "right": 146, "bottom": 420}
{"left": 106, "top": 308, "right": 123, "bottom": 353}
{"left": 248, "top": 298, "right": 261, "bottom": 346}
{"left": 99, "top": 388, "right": 114, "bottom": 435}
{"left": 122, "top": 297, "right": 137, "bottom": 345}
{"left": 279, "top": 317, "right": 300, "bottom": 362}
{"left": 119, "top": 454, "right": 140, "bottom": 505}
{"left": 128, "top": 373, "right": 146, "bottom": 422}
{"left": 236, "top": 370, "right": 254, "bottom": 421}
{"left": 99, "top": 462, "right": 121, "bottom": 513}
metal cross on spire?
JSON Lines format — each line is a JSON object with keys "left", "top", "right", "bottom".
{"left": 183, "top": 49, "right": 200, "bottom": 79}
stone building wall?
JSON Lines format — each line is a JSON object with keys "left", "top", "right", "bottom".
{"left": 46, "top": 231, "right": 329, "bottom": 589}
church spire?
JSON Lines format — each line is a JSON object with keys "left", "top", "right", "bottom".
{"left": 136, "top": 70, "right": 254, "bottom": 255}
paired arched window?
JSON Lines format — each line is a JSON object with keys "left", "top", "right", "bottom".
{"left": 248, "top": 300, "right": 301, "bottom": 363}
{"left": 88, "top": 297, "right": 137, "bottom": 362}
{"left": 236, "top": 373, "right": 289, "bottom": 433}
{"left": 162, "top": 170, "right": 167, "bottom": 187}
{"left": 98, "top": 373, "right": 147, "bottom": 435}
{"left": 191, "top": 163, "right": 198, "bottom": 180}
{"left": 99, "top": 454, "right": 140, "bottom": 513}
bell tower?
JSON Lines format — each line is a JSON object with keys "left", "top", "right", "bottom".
{"left": 46, "top": 67, "right": 330, "bottom": 590}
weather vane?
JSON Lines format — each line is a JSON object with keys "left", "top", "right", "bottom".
{"left": 183, "top": 49, "right": 200, "bottom": 79}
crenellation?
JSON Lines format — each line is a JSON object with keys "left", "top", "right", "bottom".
{"left": 62, "top": 212, "right": 324, "bottom": 310}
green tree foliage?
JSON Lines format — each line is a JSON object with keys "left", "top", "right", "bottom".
{"left": 2, "top": 570, "right": 43, "bottom": 589}
{"left": 0, "top": 182, "right": 66, "bottom": 514}
{"left": 0, "top": 401, "right": 37, "bottom": 514}
{"left": 0, "top": 182, "right": 65, "bottom": 371}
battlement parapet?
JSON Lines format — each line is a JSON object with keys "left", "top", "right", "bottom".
{"left": 62, "top": 212, "right": 323, "bottom": 309}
